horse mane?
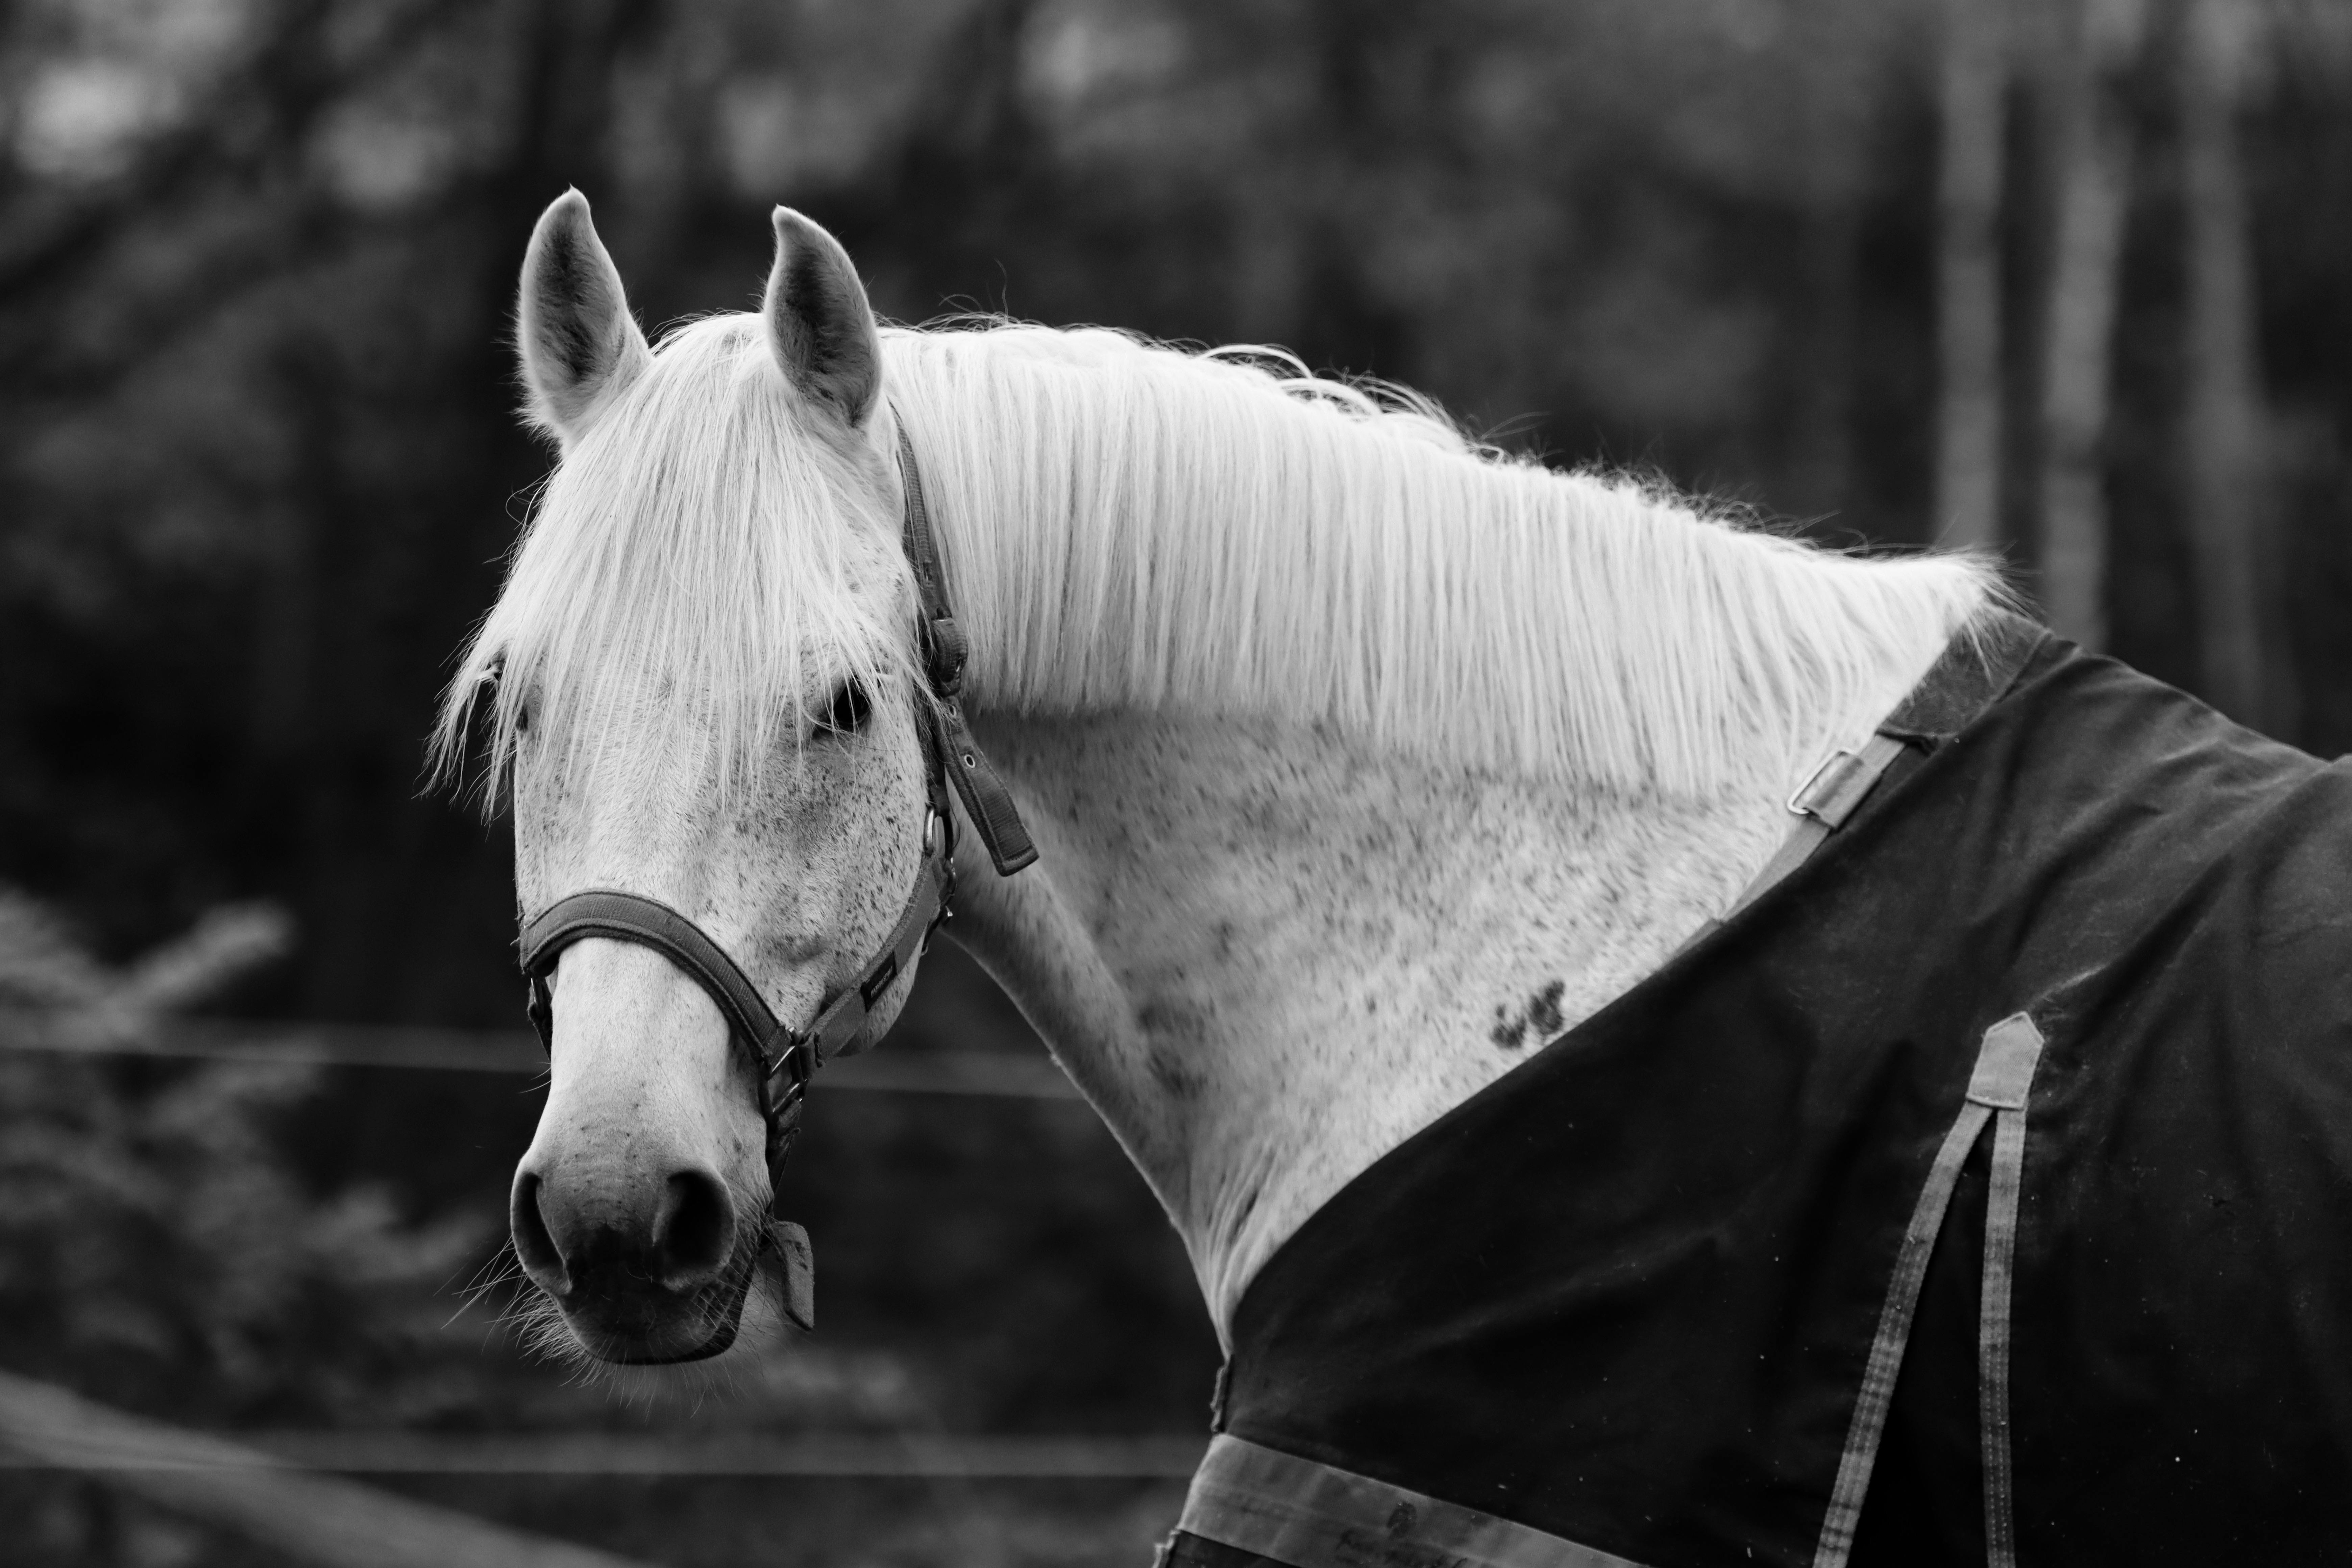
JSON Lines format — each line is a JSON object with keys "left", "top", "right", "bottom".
{"left": 882, "top": 321, "right": 1994, "bottom": 795}
{"left": 436, "top": 313, "right": 1995, "bottom": 806}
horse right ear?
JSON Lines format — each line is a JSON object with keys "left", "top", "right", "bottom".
{"left": 515, "top": 190, "right": 651, "bottom": 447}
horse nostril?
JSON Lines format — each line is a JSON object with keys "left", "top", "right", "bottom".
{"left": 654, "top": 1168, "right": 736, "bottom": 1290}
{"left": 510, "top": 1170, "right": 570, "bottom": 1297}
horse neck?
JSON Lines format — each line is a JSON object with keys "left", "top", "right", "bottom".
{"left": 892, "top": 335, "right": 1992, "bottom": 1337}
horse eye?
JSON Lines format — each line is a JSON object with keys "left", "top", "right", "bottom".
{"left": 813, "top": 679, "right": 872, "bottom": 738}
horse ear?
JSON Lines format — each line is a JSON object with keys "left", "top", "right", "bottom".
{"left": 762, "top": 207, "right": 881, "bottom": 428}
{"left": 515, "top": 189, "right": 651, "bottom": 446}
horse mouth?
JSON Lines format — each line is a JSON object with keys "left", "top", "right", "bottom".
{"left": 542, "top": 1255, "right": 758, "bottom": 1365}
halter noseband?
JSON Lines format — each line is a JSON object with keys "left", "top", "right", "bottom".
{"left": 514, "top": 417, "right": 1036, "bottom": 1340}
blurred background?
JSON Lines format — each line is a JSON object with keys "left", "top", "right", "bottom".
{"left": 1, "top": 0, "right": 2348, "bottom": 1563}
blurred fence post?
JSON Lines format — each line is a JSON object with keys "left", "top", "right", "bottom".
{"left": 2036, "top": 0, "right": 2150, "bottom": 650}
{"left": 0, "top": 1370, "right": 654, "bottom": 1568}
{"left": 1936, "top": 0, "right": 2008, "bottom": 552}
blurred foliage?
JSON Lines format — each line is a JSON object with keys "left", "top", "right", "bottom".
{"left": 0, "top": 1049, "right": 484, "bottom": 1420}
{"left": 0, "top": 888, "right": 485, "bottom": 1426}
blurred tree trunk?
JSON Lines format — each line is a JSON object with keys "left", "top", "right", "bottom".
{"left": 1936, "top": 0, "right": 2007, "bottom": 550}
{"left": 1790, "top": 34, "right": 1857, "bottom": 525}
{"left": 2035, "top": 0, "right": 2149, "bottom": 649}
{"left": 2179, "top": 0, "right": 2286, "bottom": 729}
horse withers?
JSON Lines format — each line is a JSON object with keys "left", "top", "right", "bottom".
{"left": 437, "top": 191, "right": 2352, "bottom": 1564}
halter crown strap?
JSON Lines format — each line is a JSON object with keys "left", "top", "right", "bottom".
{"left": 893, "top": 420, "right": 1038, "bottom": 875}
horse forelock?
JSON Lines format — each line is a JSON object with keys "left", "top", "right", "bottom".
{"left": 435, "top": 313, "right": 919, "bottom": 811}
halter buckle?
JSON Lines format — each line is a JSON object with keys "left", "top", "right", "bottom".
{"left": 765, "top": 1036, "right": 815, "bottom": 1088}
{"left": 923, "top": 615, "right": 968, "bottom": 697}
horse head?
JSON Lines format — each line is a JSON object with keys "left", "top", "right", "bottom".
{"left": 449, "top": 191, "right": 936, "bottom": 1364}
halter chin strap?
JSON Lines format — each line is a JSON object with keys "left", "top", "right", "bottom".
{"left": 513, "top": 413, "right": 1036, "bottom": 1341}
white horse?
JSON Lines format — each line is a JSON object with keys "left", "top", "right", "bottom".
{"left": 437, "top": 192, "right": 1985, "bottom": 1381}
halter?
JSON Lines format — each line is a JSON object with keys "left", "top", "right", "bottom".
{"left": 514, "top": 417, "right": 1036, "bottom": 1336}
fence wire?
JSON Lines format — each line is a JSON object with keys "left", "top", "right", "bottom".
{"left": 0, "top": 1005, "right": 1083, "bottom": 1099}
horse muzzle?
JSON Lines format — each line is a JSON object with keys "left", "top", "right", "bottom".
{"left": 510, "top": 1162, "right": 754, "bottom": 1363}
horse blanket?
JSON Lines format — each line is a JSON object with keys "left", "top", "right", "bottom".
{"left": 1164, "top": 625, "right": 2352, "bottom": 1567}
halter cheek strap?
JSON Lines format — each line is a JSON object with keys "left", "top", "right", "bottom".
{"left": 511, "top": 415, "right": 1036, "bottom": 1342}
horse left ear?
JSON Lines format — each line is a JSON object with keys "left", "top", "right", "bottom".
{"left": 763, "top": 208, "right": 881, "bottom": 429}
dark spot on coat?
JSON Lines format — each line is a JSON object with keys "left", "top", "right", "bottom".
{"left": 1528, "top": 979, "right": 1566, "bottom": 1038}
{"left": 1490, "top": 980, "right": 1566, "bottom": 1052}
